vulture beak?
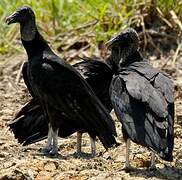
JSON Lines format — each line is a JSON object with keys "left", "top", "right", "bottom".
{"left": 105, "top": 35, "right": 120, "bottom": 49}
{"left": 5, "top": 12, "right": 19, "bottom": 25}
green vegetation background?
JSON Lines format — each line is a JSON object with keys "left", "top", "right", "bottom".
{"left": 0, "top": 0, "right": 181, "bottom": 55}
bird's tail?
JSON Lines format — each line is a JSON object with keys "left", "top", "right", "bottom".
{"left": 146, "top": 111, "right": 174, "bottom": 162}
{"left": 8, "top": 98, "right": 48, "bottom": 145}
{"left": 98, "top": 131, "right": 119, "bottom": 149}
{"left": 157, "top": 133, "right": 174, "bottom": 162}
{"left": 158, "top": 117, "right": 174, "bottom": 162}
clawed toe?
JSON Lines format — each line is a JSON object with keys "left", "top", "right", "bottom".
{"left": 75, "top": 151, "right": 84, "bottom": 158}
{"left": 41, "top": 145, "right": 58, "bottom": 156}
{"left": 123, "top": 165, "right": 134, "bottom": 172}
{"left": 41, "top": 147, "right": 52, "bottom": 155}
{"left": 148, "top": 165, "right": 157, "bottom": 171}
{"left": 49, "top": 148, "right": 58, "bottom": 156}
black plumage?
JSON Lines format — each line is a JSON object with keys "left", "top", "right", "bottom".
{"left": 6, "top": 6, "right": 117, "bottom": 156}
{"left": 9, "top": 58, "right": 114, "bottom": 147}
{"left": 108, "top": 28, "right": 174, "bottom": 169}
{"left": 9, "top": 98, "right": 46, "bottom": 145}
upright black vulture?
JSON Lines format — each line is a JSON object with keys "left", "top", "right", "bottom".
{"left": 6, "top": 6, "right": 117, "bottom": 156}
{"left": 108, "top": 28, "right": 174, "bottom": 169}
{"left": 9, "top": 58, "right": 114, "bottom": 155}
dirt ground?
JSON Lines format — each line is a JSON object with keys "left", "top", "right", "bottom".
{"left": 0, "top": 52, "right": 182, "bottom": 180}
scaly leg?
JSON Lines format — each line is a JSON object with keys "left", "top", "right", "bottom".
{"left": 90, "top": 136, "right": 96, "bottom": 157}
{"left": 49, "top": 127, "right": 59, "bottom": 155}
{"left": 77, "top": 132, "right": 82, "bottom": 155}
{"left": 149, "top": 151, "right": 156, "bottom": 170}
{"left": 125, "top": 139, "right": 132, "bottom": 170}
{"left": 42, "top": 123, "right": 53, "bottom": 154}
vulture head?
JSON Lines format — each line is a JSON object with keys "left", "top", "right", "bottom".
{"left": 106, "top": 28, "right": 139, "bottom": 67}
{"left": 6, "top": 6, "right": 36, "bottom": 41}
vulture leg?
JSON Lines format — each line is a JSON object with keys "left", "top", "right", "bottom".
{"left": 42, "top": 123, "right": 59, "bottom": 155}
{"left": 77, "top": 132, "right": 82, "bottom": 155}
{"left": 90, "top": 136, "right": 96, "bottom": 157}
{"left": 42, "top": 123, "right": 53, "bottom": 154}
{"left": 125, "top": 139, "right": 132, "bottom": 170}
{"left": 149, "top": 151, "right": 156, "bottom": 170}
{"left": 49, "top": 127, "right": 59, "bottom": 155}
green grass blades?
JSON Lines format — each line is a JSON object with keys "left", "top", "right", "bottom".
{"left": 0, "top": 0, "right": 181, "bottom": 55}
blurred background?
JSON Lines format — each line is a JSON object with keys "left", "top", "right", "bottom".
{"left": 0, "top": 0, "right": 181, "bottom": 60}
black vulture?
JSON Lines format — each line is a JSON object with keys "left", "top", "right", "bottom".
{"left": 108, "top": 28, "right": 174, "bottom": 169}
{"left": 6, "top": 6, "right": 117, "bottom": 156}
{"left": 9, "top": 58, "right": 114, "bottom": 155}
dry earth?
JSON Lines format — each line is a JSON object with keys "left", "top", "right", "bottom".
{"left": 0, "top": 53, "right": 182, "bottom": 180}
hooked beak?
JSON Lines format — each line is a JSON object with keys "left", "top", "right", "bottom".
{"left": 105, "top": 35, "right": 120, "bottom": 49}
{"left": 5, "top": 12, "right": 19, "bottom": 25}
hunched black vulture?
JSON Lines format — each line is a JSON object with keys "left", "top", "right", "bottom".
{"left": 9, "top": 58, "right": 114, "bottom": 155}
{"left": 6, "top": 6, "right": 117, "bottom": 156}
{"left": 108, "top": 28, "right": 174, "bottom": 169}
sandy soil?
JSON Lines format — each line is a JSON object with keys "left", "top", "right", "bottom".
{"left": 0, "top": 54, "right": 181, "bottom": 180}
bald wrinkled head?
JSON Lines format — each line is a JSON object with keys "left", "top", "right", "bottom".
{"left": 6, "top": 6, "right": 35, "bottom": 25}
{"left": 106, "top": 28, "right": 139, "bottom": 67}
{"left": 6, "top": 6, "right": 37, "bottom": 41}
{"left": 107, "top": 28, "right": 139, "bottom": 49}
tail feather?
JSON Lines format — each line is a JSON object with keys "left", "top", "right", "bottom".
{"left": 22, "top": 133, "right": 47, "bottom": 146}
{"left": 8, "top": 98, "right": 48, "bottom": 145}
{"left": 98, "top": 131, "right": 118, "bottom": 149}
{"left": 145, "top": 111, "right": 174, "bottom": 162}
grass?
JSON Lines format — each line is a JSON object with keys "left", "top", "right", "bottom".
{"left": 0, "top": 0, "right": 181, "bottom": 56}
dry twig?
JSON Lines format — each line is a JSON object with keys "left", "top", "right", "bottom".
{"left": 146, "top": 32, "right": 162, "bottom": 54}
{"left": 140, "top": 15, "right": 148, "bottom": 50}
{"left": 15, "top": 61, "right": 25, "bottom": 85}
{"left": 172, "top": 43, "right": 182, "bottom": 66}
{"left": 156, "top": 7, "right": 173, "bottom": 28}
{"left": 170, "top": 10, "right": 182, "bottom": 31}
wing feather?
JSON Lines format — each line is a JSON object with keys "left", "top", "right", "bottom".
{"left": 154, "top": 72, "right": 174, "bottom": 103}
{"left": 22, "top": 62, "right": 35, "bottom": 97}
{"left": 122, "top": 72, "right": 168, "bottom": 119}
{"left": 38, "top": 57, "right": 117, "bottom": 137}
{"left": 110, "top": 69, "right": 174, "bottom": 160}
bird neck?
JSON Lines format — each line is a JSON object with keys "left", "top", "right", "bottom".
{"left": 105, "top": 56, "right": 118, "bottom": 73}
{"left": 107, "top": 51, "right": 143, "bottom": 72}
{"left": 120, "top": 51, "right": 143, "bottom": 67}
{"left": 20, "top": 20, "right": 36, "bottom": 42}
{"left": 21, "top": 23, "right": 50, "bottom": 59}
